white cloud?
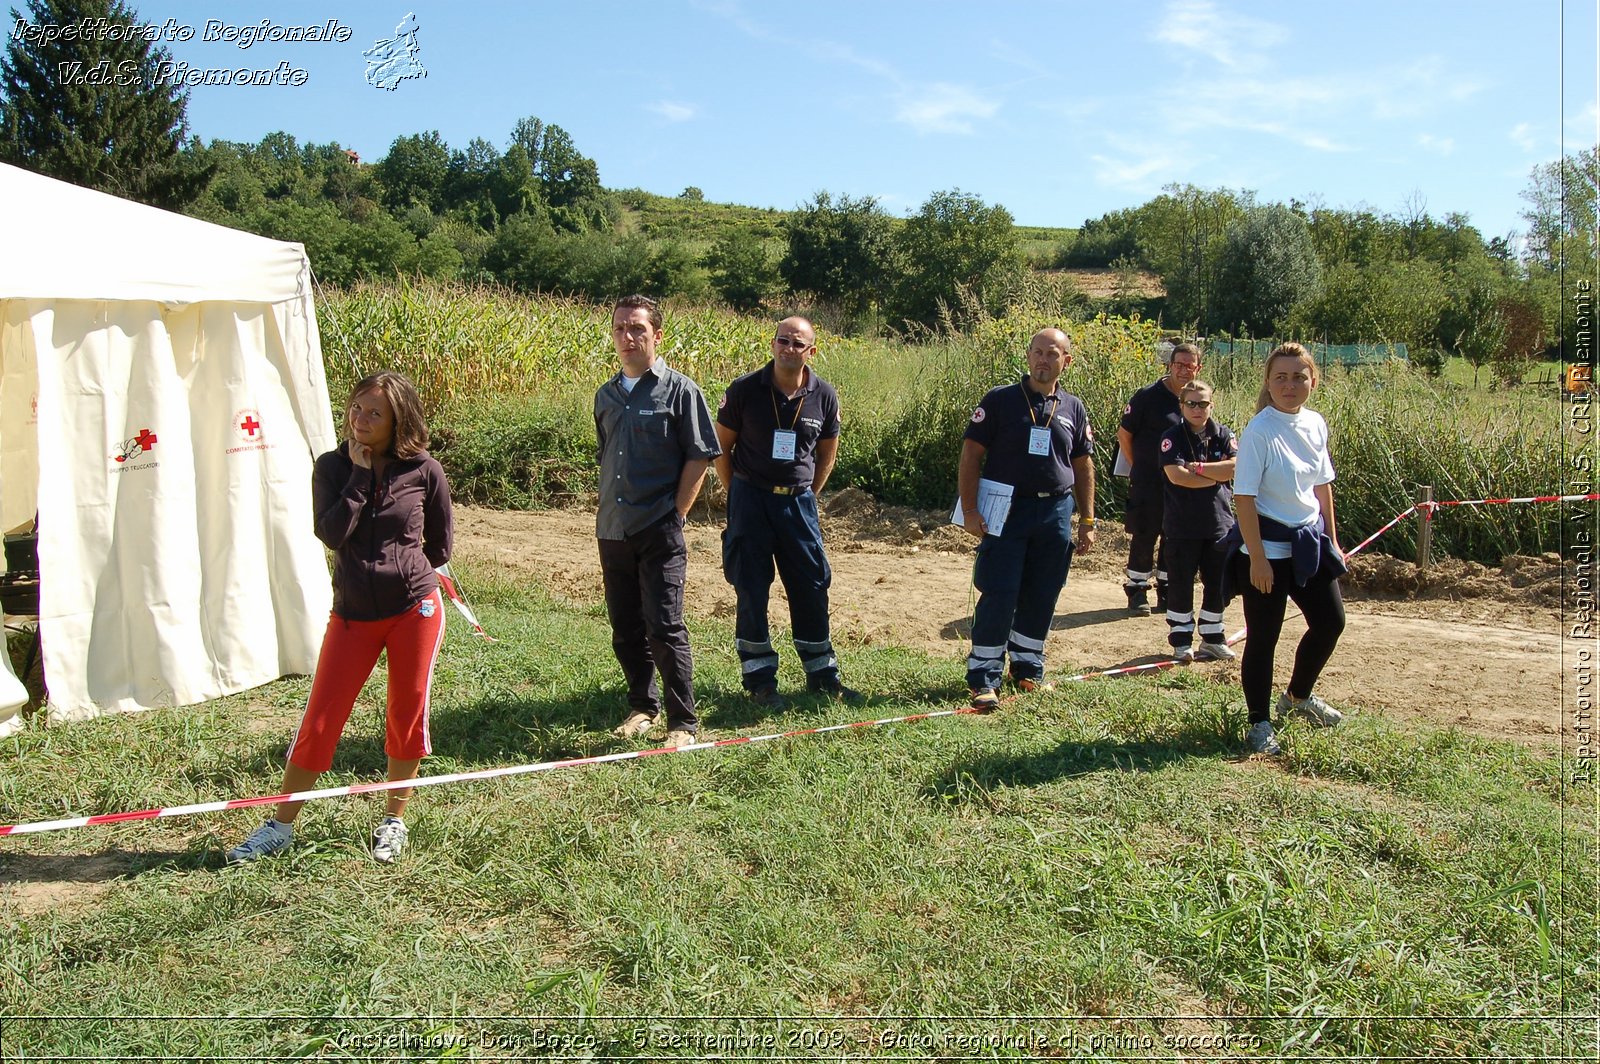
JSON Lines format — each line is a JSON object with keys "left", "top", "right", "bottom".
{"left": 1155, "top": 0, "right": 1288, "bottom": 68}
{"left": 697, "top": 0, "right": 1000, "bottom": 136}
{"left": 893, "top": 83, "right": 998, "bottom": 135}
{"left": 648, "top": 100, "right": 697, "bottom": 123}
{"left": 1510, "top": 122, "right": 1538, "bottom": 152}
{"left": 1417, "top": 133, "right": 1454, "bottom": 155}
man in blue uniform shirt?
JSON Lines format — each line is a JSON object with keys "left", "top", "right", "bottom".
{"left": 1116, "top": 342, "right": 1200, "bottom": 613}
{"left": 957, "top": 327, "right": 1097, "bottom": 709}
{"left": 595, "top": 294, "right": 721, "bottom": 750}
{"left": 714, "top": 316, "right": 862, "bottom": 708}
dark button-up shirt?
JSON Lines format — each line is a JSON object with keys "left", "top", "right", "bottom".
{"left": 594, "top": 359, "right": 720, "bottom": 539}
{"left": 963, "top": 375, "right": 1094, "bottom": 496}
{"left": 313, "top": 442, "right": 453, "bottom": 621}
{"left": 716, "top": 362, "right": 841, "bottom": 491}
{"left": 1120, "top": 377, "right": 1183, "bottom": 501}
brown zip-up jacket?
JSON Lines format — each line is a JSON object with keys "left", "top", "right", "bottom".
{"left": 312, "top": 441, "right": 454, "bottom": 621}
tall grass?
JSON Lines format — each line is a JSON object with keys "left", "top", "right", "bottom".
{"left": 315, "top": 280, "right": 1570, "bottom": 562}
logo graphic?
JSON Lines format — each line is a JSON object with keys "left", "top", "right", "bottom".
{"left": 364, "top": 12, "right": 425, "bottom": 90}
{"left": 235, "top": 409, "right": 265, "bottom": 444}
{"left": 114, "top": 428, "right": 158, "bottom": 463}
{"left": 970, "top": 407, "right": 985, "bottom": 423}
{"left": 418, "top": 597, "right": 436, "bottom": 618}
{"left": 1160, "top": 437, "right": 1172, "bottom": 452}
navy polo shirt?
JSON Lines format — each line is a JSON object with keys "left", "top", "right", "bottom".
{"left": 963, "top": 375, "right": 1093, "bottom": 496}
{"left": 1120, "top": 378, "right": 1183, "bottom": 499}
{"left": 717, "top": 362, "right": 841, "bottom": 491}
{"left": 1158, "top": 418, "right": 1238, "bottom": 539}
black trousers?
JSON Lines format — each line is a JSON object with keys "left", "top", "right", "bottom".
{"left": 1235, "top": 553, "right": 1346, "bottom": 724}
{"left": 598, "top": 514, "right": 697, "bottom": 732}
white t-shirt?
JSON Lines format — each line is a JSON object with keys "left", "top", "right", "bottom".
{"left": 1233, "top": 405, "right": 1335, "bottom": 559}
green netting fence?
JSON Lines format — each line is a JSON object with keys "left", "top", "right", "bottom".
{"left": 1206, "top": 340, "right": 1409, "bottom": 367}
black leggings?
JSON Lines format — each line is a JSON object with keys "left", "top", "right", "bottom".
{"left": 1236, "top": 554, "right": 1346, "bottom": 723}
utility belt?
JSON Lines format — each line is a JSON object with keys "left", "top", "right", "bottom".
{"left": 735, "top": 474, "right": 807, "bottom": 496}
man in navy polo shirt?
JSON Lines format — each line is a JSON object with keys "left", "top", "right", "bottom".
{"left": 957, "top": 327, "right": 1097, "bottom": 709}
{"left": 1116, "top": 342, "right": 1201, "bottom": 613}
{"left": 714, "top": 316, "right": 863, "bottom": 708}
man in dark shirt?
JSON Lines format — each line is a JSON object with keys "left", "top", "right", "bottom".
{"left": 957, "top": 328, "right": 1096, "bottom": 708}
{"left": 595, "top": 294, "right": 720, "bottom": 749}
{"left": 714, "top": 316, "right": 862, "bottom": 708}
{"left": 1116, "top": 342, "right": 1201, "bottom": 613}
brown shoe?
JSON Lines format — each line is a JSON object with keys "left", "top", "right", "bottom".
{"left": 970, "top": 688, "right": 1000, "bottom": 711}
{"left": 1013, "top": 677, "right": 1055, "bottom": 693}
{"left": 612, "top": 711, "right": 656, "bottom": 739}
{"left": 749, "top": 685, "right": 786, "bottom": 710}
{"left": 662, "top": 729, "right": 698, "bottom": 750}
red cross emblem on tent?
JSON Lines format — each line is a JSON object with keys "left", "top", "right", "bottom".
{"left": 234, "top": 409, "right": 265, "bottom": 444}
{"left": 114, "top": 428, "right": 157, "bottom": 463}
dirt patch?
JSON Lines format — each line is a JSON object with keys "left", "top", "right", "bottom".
{"left": 456, "top": 494, "right": 1572, "bottom": 748}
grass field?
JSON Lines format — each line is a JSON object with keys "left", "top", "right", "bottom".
{"left": 1, "top": 565, "right": 1595, "bottom": 1060}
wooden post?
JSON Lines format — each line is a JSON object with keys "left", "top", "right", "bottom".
{"left": 1417, "top": 485, "right": 1434, "bottom": 570}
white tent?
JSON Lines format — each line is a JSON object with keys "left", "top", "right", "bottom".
{"left": 0, "top": 162, "right": 337, "bottom": 735}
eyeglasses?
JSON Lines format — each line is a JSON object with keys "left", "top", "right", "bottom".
{"left": 773, "top": 336, "right": 813, "bottom": 350}
{"left": 1172, "top": 361, "right": 1200, "bottom": 371}
{"left": 1182, "top": 399, "right": 1212, "bottom": 409}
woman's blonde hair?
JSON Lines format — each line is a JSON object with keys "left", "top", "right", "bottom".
{"left": 347, "top": 371, "right": 430, "bottom": 458}
{"left": 1256, "top": 343, "right": 1319, "bottom": 412}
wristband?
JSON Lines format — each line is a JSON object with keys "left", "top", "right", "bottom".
{"left": 1194, "top": 462, "right": 1205, "bottom": 477}
{"left": 1080, "top": 517, "right": 1096, "bottom": 529}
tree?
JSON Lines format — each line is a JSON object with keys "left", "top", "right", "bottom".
{"left": 1138, "top": 184, "right": 1250, "bottom": 329}
{"left": 706, "top": 230, "right": 779, "bottom": 311}
{"left": 375, "top": 131, "right": 450, "bottom": 212}
{"left": 0, "top": 0, "right": 210, "bottom": 207}
{"left": 679, "top": 186, "right": 704, "bottom": 202}
{"left": 779, "top": 191, "right": 897, "bottom": 323}
{"left": 510, "top": 115, "right": 603, "bottom": 230}
{"left": 1211, "top": 204, "right": 1322, "bottom": 336}
{"left": 888, "top": 188, "right": 1025, "bottom": 331}
{"left": 1452, "top": 278, "right": 1507, "bottom": 388}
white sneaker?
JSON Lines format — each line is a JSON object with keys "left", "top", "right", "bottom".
{"left": 1278, "top": 692, "right": 1344, "bottom": 728}
{"left": 226, "top": 818, "right": 294, "bottom": 863}
{"left": 1245, "top": 720, "right": 1281, "bottom": 755}
{"left": 1195, "top": 641, "right": 1236, "bottom": 661}
{"left": 371, "top": 817, "right": 409, "bottom": 863}
{"left": 1172, "top": 645, "right": 1196, "bottom": 663}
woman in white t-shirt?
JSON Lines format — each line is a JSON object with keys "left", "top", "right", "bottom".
{"left": 1231, "top": 343, "right": 1347, "bottom": 755}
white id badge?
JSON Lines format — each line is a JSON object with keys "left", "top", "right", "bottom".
{"left": 772, "top": 430, "right": 798, "bottom": 460}
{"left": 1028, "top": 425, "right": 1052, "bottom": 456}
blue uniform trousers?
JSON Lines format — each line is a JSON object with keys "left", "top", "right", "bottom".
{"left": 966, "top": 492, "right": 1075, "bottom": 692}
{"left": 722, "top": 477, "right": 839, "bottom": 691}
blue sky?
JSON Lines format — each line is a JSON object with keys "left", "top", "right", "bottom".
{"left": 70, "top": 1, "right": 1600, "bottom": 241}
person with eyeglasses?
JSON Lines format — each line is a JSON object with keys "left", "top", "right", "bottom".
{"left": 957, "top": 328, "right": 1096, "bottom": 709}
{"left": 598, "top": 295, "right": 721, "bottom": 751}
{"left": 1116, "top": 342, "right": 1202, "bottom": 614}
{"left": 1157, "top": 380, "right": 1238, "bottom": 663}
{"left": 713, "top": 316, "right": 862, "bottom": 709}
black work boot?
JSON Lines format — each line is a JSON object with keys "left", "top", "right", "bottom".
{"left": 1124, "top": 585, "right": 1151, "bottom": 615}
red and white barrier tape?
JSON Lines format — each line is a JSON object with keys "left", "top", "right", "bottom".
{"left": 1422, "top": 492, "right": 1600, "bottom": 509}
{"left": 0, "top": 706, "right": 996, "bottom": 837}
{"left": 436, "top": 564, "right": 496, "bottom": 642}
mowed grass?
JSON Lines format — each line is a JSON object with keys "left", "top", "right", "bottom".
{"left": 0, "top": 563, "right": 1594, "bottom": 1060}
